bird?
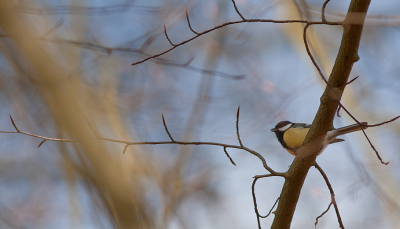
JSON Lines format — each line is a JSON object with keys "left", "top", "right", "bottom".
{"left": 270, "top": 121, "right": 368, "bottom": 156}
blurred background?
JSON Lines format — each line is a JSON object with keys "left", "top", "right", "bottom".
{"left": 0, "top": 0, "right": 400, "bottom": 228}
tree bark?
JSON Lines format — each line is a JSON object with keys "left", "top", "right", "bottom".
{"left": 271, "top": 0, "right": 371, "bottom": 228}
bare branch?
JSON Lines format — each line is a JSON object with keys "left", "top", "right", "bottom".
{"left": 260, "top": 197, "right": 280, "bottom": 218}
{"left": 337, "top": 76, "right": 360, "bottom": 117}
{"left": 154, "top": 56, "right": 245, "bottom": 80}
{"left": 1, "top": 113, "right": 281, "bottom": 173}
{"left": 139, "top": 35, "right": 156, "bottom": 51}
{"left": 224, "top": 147, "right": 236, "bottom": 166}
{"left": 37, "top": 139, "right": 47, "bottom": 148}
{"left": 186, "top": 10, "right": 198, "bottom": 35}
{"left": 343, "top": 75, "right": 359, "bottom": 86}
{"left": 122, "top": 144, "right": 130, "bottom": 155}
{"left": 303, "top": 23, "right": 329, "bottom": 85}
{"left": 303, "top": 14, "right": 391, "bottom": 166}
{"left": 336, "top": 106, "right": 342, "bottom": 117}
{"left": 366, "top": 115, "right": 400, "bottom": 128}
{"left": 314, "top": 163, "right": 344, "bottom": 229}
{"left": 164, "top": 25, "right": 177, "bottom": 47}
{"left": 236, "top": 106, "right": 243, "bottom": 147}
{"left": 0, "top": 115, "right": 76, "bottom": 146}
{"left": 315, "top": 202, "right": 332, "bottom": 227}
{"left": 337, "top": 102, "right": 389, "bottom": 165}
{"left": 85, "top": 116, "right": 100, "bottom": 138}
{"left": 9, "top": 115, "right": 19, "bottom": 132}
{"left": 132, "top": 19, "right": 341, "bottom": 66}
{"left": 231, "top": 0, "right": 245, "bottom": 21}
{"left": 322, "top": 0, "right": 331, "bottom": 22}
{"left": 41, "top": 17, "right": 65, "bottom": 38}
{"left": 252, "top": 174, "right": 284, "bottom": 229}
{"left": 162, "top": 114, "right": 175, "bottom": 142}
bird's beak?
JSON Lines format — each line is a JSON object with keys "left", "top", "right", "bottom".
{"left": 270, "top": 128, "right": 277, "bottom": 132}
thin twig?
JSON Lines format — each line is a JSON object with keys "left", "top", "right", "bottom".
{"left": 252, "top": 174, "right": 284, "bottom": 229}
{"left": 9, "top": 115, "right": 19, "bottom": 132}
{"left": 224, "top": 147, "right": 236, "bottom": 166}
{"left": 314, "top": 163, "right": 344, "bottom": 229}
{"left": 85, "top": 116, "right": 100, "bottom": 138}
{"left": 154, "top": 56, "right": 245, "bottom": 80}
{"left": 186, "top": 10, "right": 198, "bottom": 34}
{"left": 337, "top": 102, "right": 389, "bottom": 165}
{"left": 37, "top": 139, "right": 47, "bottom": 148}
{"left": 303, "top": 23, "right": 330, "bottom": 85}
{"left": 0, "top": 115, "right": 76, "bottom": 148}
{"left": 336, "top": 105, "right": 342, "bottom": 117}
{"left": 337, "top": 76, "right": 359, "bottom": 117}
{"left": 260, "top": 197, "right": 280, "bottom": 218}
{"left": 164, "top": 25, "right": 176, "bottom": 47}
{"left": 162, "top": 114, "right": 175, "bottom": 142}
{"left": 322, "top": 0, "right": 331, "bottom": 23}
{"left": 132, "top": 19, "right": 341, "bottom": 66}
{"left": 236, "top": 106, "right": 243, "bottom": 147}
{"left": 1, "top": 114, "right": 283, "bottom": 175}
{"left": 231, "top": 0, "right": 245, "bottom": 20}
{"left": 366, "top": 116, "right": 400, "bottom": 128}
{"left": 343, "top": 75, "right": 359, "bottom": 86}
{"left": 315, "top": 202, "right": 332, "bottom": 227}
{"left": 122, "top": 144, "right": 130, "bottom": 155}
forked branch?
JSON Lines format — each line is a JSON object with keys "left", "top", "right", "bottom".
{"left": 314, "top": 163, "right": 344, "bottom": 229}
{"left": 0, "top": 111, "right": 284, "bottom": 176}
{"left": 252, "top": 174, "right": 283, "bottom": 229}
{"left": 0, "top": 115, "right": 75, "bottom": 148}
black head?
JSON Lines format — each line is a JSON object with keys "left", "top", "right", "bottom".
{"left": 271, "top": 121, "right": 293, "bottom": 149}
{"left": 270, "top": 121, "right": 293, "bottom": 133}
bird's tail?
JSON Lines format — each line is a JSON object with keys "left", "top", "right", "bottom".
{"left": 335, "top": 122, "right": 368, "bottom": 136}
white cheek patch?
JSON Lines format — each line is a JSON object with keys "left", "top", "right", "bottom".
{"left": 278, "top": 123, "right": 292, "bottom": 132}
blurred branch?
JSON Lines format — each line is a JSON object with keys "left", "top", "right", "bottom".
{"left": 43, "top": 38, "right": 244, "bottom": 79}
{"left": 15, "top": 2, "right": 159, "bottom": 15}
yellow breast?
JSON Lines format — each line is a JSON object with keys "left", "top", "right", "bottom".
{"left": 283, "top": 127, "right": 309, "bottom": 149}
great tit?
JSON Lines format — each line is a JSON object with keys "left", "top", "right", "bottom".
{"left": 271, "top": 121, "right": 368, "bottom": 156}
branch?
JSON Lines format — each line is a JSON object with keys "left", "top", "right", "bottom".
{"left": 322, "top": 0, "right": 331, "bottom": 23}
{"left": 164, "top": 25, "right": 177, "bottom": 47}
{"left": 315, "top": 202, "right": 332, "bottom": 227}
{"left": 252, "top": 174, "right": 284, "bottom": 229}
{"left": 0, "top": 113, "right": 283, "bottom": 176}
{"left": 303, "top": 23, "right": 329, "bottom": 85}
{"left": 224, "top": 147, "right": 236, "bottom": 166}
{"left": 337, "top": 103, "right": 389, "bottom": 165}
{"left": 162, "top": 114, "right": 175, "bottom": 142}
{"left": 315, "top": 163, "right": 344, "bottom": 229}
{"left": 303, "top": 3, "right": 391, "bottom": 165}
{"left": 231, "top": 0, "right": 245, "bottom": 21}
{"left": 0, "top": 115, "right": 76, "bottom": 148}
{"left": 236, "top": 106, "right": 244, "bottom": 147}
{"left": 185, "top": 10, "right": 198, "bottom": 35}
{"left": 271, "top": 1, "right": 371, "bottom": 228}
{"left": 131, "top": 19, "right": 341, "bottom": 66}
